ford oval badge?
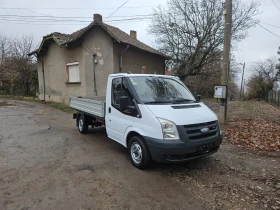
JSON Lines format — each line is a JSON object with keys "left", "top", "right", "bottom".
{"left": 201, "top": 128, "right": 210, "bottom": 134}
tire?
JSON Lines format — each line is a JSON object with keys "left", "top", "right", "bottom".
{"left": 78, "top": 114, "right": 88, "bottom": 134}
{"left": 128, "top": 136, "right": 152, "bottom": 169}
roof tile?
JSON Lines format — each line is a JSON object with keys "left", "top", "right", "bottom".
{"left": 29, "top": 21, "right": 166, "bottom": 57}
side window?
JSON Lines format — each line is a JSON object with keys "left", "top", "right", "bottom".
{"left": 112, "top": 77, "right": 133, "bottom": 111}
{"left": 112, "top": 78, "right": 122, "bottom": 108}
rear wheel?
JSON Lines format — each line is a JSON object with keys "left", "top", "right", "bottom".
{"left": 128, "top": 136, "right": 152, "bottom": 169}
{"left": 78, "top": 115, "right": 88, "bottom": 134}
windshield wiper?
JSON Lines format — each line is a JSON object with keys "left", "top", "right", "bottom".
{"left": 144, "top": 101, "right": 173, "bottom": 104}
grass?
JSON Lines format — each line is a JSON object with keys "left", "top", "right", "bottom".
{"left": 0, "top": 101, "right": 16, "bottom": 106}
{"left": 47, "top": 102, "right": 76, "bottom": 113}
{"left": 0, "top": 94, "right": 75, "bottom": 114}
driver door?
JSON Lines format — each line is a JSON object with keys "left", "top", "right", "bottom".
{"left": 105, "top": 77, "right": 134, "bottom": 146}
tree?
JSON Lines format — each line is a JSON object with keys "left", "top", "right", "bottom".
{"left": 149, "top": 0, "right": 260, "bottom": 81}
{"left": 0, "top": 33, "right": 12, "bottom": 73}
{"left": 247, "top": 58, "right": 280, "bottom": 100}
{"left": 0, "top": 34, "right": 38, "bottom": 96}
{"left": 184, "top": 53, "right": 240, "bottom": 99}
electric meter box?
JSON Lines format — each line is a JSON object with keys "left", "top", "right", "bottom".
{"left": 214, "top": 86, "right": 227, "bottom": 99}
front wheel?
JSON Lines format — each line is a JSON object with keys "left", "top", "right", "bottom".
{"left": 78, "top": 115, "right": 88, "bottom": 134}
{"left": 128, "top": 136, "right": 152, "bottom": 169}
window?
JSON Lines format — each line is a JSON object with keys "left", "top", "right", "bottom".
{"left": 128, "top": 76, "right": 196, "bottom": 104}
{"left": 66, "top": 62, "right": 80, "bottom": 83}
{"left": 112, "top": 77, "right": 133, "bottom": 111}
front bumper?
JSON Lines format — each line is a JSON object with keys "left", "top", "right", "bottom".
{"left": 144, "top": 133, "right": 223, "bottom": 163}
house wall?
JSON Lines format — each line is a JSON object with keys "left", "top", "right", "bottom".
{"left": 37, "top": 42, "right": 85, "bottom": 103}
{"left": 37, "top": 27, "right": 114, "bottom": 103}
{"left": 82, "top": 27, "right": 114, "bottom": 97}
{"left": 113, "top": 43, "right": 165, "bottom": 75}
{"left": 36, "top": 27, "right": 164, "bottom": 104}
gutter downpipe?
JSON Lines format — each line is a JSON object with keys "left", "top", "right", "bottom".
{"left": 41, "top": 60, "right": 45, "bottom": 101}
{"left": 119, "top": 44, "right": 129, "bottom": 72}
{"left": 93, "top": 54, "right": 97, "bottom": 96}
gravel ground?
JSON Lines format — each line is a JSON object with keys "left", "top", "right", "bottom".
{"left": 0, "top": 98, "right": 279, "bottom": 210}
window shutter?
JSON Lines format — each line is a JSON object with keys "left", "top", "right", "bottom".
{"left": 68, "top": 65, "right": 80, "bottom": 82}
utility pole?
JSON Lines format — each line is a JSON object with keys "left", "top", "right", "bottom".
{"left": 220, "top": 0, "right": 232, "bottom": 124}
{"left": 243, "top": 79, "right": 246, "bottom": 97}
{"left": 240, "top": 62, "right": 245, "bottom": 100}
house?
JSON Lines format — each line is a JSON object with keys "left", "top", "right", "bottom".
{"left": 165, "top": 66, "right": 174, "bottom": 76}
{"left": 28, "top": 14, "right": 167, "bottom": 104}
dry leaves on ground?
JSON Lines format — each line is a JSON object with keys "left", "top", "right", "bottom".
{"left": 223, "top": 118, "right": 280, "bottom": 152}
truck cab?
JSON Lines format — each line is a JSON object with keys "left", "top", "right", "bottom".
{"left": 71, "top": 73, "right": 223, "bottom": 169}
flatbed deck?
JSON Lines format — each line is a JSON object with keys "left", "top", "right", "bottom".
{"left": 69, "top": 96, "right": 106, "bottom": 118}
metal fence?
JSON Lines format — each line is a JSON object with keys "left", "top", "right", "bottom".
{"left": 268, "top": 90, "right": 280, "bottom": 107}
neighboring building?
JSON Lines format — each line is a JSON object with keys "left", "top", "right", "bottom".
{"left": 28, "top": 14, "right": 167, "bottom": 103}
{"left": 165, "top": 66, "right": 174, "bottom": 76}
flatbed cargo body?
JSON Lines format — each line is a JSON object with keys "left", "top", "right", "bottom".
{"left": 69, "top": 96, "right": 106, "bottom": 118}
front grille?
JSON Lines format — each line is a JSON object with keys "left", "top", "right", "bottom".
{"left": 184, "top": 121, "right": 218, "bottom": 140}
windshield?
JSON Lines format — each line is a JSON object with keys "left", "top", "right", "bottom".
{"left": 128, "top": 76, "right": 196, "bottom": 104}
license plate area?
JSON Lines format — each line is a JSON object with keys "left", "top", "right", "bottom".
{"left": 196, "top": 142, "right": 215, "bottom": 152}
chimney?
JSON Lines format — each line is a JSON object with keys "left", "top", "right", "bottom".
{"left": 130, "top": 30, "right": 137, "bottom": 39}
{"left": 93, "top": 14, "right": 102, "bottom": 22}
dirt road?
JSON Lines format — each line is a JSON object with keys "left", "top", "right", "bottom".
{"left": 0, "top": 99, "right": 279, "bottom": 210}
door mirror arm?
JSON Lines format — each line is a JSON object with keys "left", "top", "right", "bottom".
{"left": 127, "top": 105, "right": 136, "bottom": 110}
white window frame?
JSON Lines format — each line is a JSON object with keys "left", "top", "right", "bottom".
{"left": 66, "top": 62, "right": 80, "bottom": 83}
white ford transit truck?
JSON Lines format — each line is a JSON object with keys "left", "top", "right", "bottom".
{"left": 70, "top": 73, "right": 223, "bottom": 169}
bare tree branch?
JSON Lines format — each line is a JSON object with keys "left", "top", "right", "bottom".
{"left": 149, "top": 0, "right": 260, "bottom": 80}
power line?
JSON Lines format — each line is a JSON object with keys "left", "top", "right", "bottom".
{"left": 0, "top": 14, "right": 152, "bottom": 19}
{"left": 0, "top": 6, "right": 156, "bottom": 10}
{"left": 257, "top": 24, "right": 280, "bottom": 39}
{"left": 0, "top": 19, "right": 150, "bottom": 26}
{"left": 270, "top": 0, "right": 280, "bottom": 12}
{"left": 0, "top": 17, "right": 151, "bottom": 23}
{"left": 261, "top": 22, "right": 280, "bottom": 29}
{"left": 106, "top": 0, "right": 130, "bottom": 19}
{"left": 23, "top": 8, "right": 53, "bottom": 17}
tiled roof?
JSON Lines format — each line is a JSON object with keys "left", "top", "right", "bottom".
{"left": 103, "top": 24, "right": 164, "bottom": 56}
{"left": 29, "top": 21, "right": 166, "bottom": 58}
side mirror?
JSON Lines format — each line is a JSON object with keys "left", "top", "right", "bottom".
{"left": 120, "top": 96, "right": 129, "bottom": 111}
{"left": 196, "top": 95, "right": 201, "bottom": 101}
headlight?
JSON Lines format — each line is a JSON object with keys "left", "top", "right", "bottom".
{"left": 157, "top": 118, "right": 179, "bottom": 140}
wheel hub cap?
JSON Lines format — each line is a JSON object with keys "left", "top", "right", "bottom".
{"left": 79, "top": 118, "right": 83, "bottom": 131}
{"left": 131, "top": 142, "right": 142, "bottom": 164}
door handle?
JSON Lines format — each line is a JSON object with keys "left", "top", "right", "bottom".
{"left": 108, "top": 107, "right": 111, "bottom": 113}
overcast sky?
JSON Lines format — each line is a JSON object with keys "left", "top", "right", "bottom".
{"left": 1, "top": 0, "right": 280, "bottom": 81}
